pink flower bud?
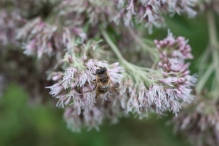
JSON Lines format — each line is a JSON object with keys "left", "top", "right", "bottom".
{"left": 158, "top": 62, "right": 163, "bottom": 67}
{"left": 68, "top": 55, "right": 73, "bottom": 63}
{"left": 52, "top": 75, "right": 63, "bottom": 81}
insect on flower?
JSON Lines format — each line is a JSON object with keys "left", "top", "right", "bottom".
{"left": 93, "top": 66, "right": 111, "bottom": 98}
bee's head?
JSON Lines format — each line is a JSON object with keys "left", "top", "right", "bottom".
{"left": 95, "top": 67, "right": 107, "bottom": 75}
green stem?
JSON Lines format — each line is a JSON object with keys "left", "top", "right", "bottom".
{"left": 128, "top": 28, "right": 157, "bottom": 53}
{"left": 207, "top": 12, "right": 218, "bottom": 48}
{"left": 196, "top": 64, "right": 214, "bottom": 94}
{"left": 101, "top": 29, "right": 154, "bottom": 86}
{"left": 101, "top": 30, "right": 125, "bottom": 62}
{"left": 207, "top": 12, "right": 219, "bottom": 96}
{"left": 101, "top": 29, "right": 156, "bottom": 73}
{"left": 197, "top": 11, "right": 219, "bottom": 96}
{"left": 128, "top": 28, "right": 159, "bottom": 65}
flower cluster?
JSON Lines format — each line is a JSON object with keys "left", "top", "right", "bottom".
{"left": 47, "top": 59, "right": 123, "bottom": 109}
{"left": 46, "top": 41, "right": 124, "bottom": 131}
{"left": 16, "top": 18, "right": 87, "bottom": 58}
{"left": 0, "top": 10, "right": 25, "bottom": 46}
{"left": 57, "top": 0, "right": 197, "bottom": 33}
{"left": 113, "top": 31, "right": 197, "bottom": 117}
{"left": 16, "top": 18, "right": 58, "bottom": 58}
{"left": 57, "top": 60, "right": 124, "bottom": 131}
{"left": 57, "top": 0, "right": 117, "bottom": 26}
{"left": 0, "top": 0, "right": 199, "bottom": 135}
{"left": 64, "top": 92, "right": 124, "bottom": 132}
{"left": 173, "top": 99, "right": 219, "bottom": 146}
{"left": 155, "top": 30, "right": 197, "bottom": 113}
{"left": 114, "top": 0, "right": 197, "bottom": 32}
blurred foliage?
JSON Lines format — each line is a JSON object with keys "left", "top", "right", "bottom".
{"left": 0, "top": 83, "right": 190, "bottom": 146}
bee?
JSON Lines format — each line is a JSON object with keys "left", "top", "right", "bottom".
{"left": 93, "top": 66, "right": 111, "bottom": 97}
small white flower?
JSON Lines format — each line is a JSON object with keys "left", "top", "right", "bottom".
{"left": 62, "top": 67, "right": 77, "bottom": 89}
{"left": 46, "top": 83, "right": 63, "bottom": 97}
{"left": 78, "top": 71, "right": 89, "bottom": 87}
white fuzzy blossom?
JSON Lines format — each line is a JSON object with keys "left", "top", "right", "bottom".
{"left": 46, "top": 42, "right": 124, "bottom": 131}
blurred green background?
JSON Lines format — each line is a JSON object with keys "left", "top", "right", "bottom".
{"left": 0, "top": 13, "right": 212, "bottom": 146}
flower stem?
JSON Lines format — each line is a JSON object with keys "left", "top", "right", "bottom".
{"left": 207, "top": 11, "right": 218, "bottom": 48}
{"left": 101, "top": 29, "right": 125, "bottom": 61}
{"left": 207, "top": 12, "right": 219, "bottom": 93}
{"left": 196, "top": 64, "right": 214, "bottom": 94}
{"left": 197, "top": 11, "right": 219, "bottom": 97}
{"left": 101, "top": 29, "right": 154, "bottom": 86}
{"left": 128, "top": 28, "right": 157, "bottom": 53}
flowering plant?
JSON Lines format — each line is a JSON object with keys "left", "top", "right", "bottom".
{"left": 0, "top": 0, "right": 219, "bottom": 145}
